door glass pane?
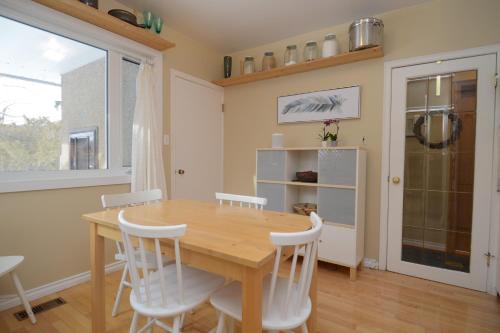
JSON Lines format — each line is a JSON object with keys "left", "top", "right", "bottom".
{"left": 402, "top": 70, "right": 477, "bottom": 273}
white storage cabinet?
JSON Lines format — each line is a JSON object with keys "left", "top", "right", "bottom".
{"left": 256, "top": 147, "right": 367, "bottom": 280}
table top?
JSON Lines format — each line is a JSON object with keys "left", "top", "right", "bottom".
{"left": 82, "top": 199, "right": 311, "bottom": 268}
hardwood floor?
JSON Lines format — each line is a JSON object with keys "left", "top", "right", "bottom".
{"left": 1, "top": 262, "right": 499, "bottom": 332}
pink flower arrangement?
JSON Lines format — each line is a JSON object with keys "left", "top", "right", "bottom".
{"left": 319, "top": 119, "right": 340, "bottom": 142}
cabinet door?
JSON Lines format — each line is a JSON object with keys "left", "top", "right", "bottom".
{"left": 257, "top": 183, "right": 285, "bottom": 212}
{"left": 319, "top": 223, "right": 356, "bottom": 266}
{"left": 318, "top": 187, "right": 356, "bottom": 226}
{"left": 318, "top": 149, "right": 357, "bottom": 186}
{"left": 256, "top": 151, "right": 286, "bottom": 181}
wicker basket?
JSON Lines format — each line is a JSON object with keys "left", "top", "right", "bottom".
{"left": 293, "top": 203, "right": 317, "bottom": 216}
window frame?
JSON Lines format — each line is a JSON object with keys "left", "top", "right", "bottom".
{"left": 0, "top": 0, "right": 163, "bottom": 193}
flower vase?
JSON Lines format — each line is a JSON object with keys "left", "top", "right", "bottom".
{"left": 321, "top": 140, "right": 337, "bottom": 148}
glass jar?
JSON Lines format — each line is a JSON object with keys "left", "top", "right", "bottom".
{"left": 243, "top": 56, "right": 255, "bottom": 75}
{"left": 322, "top": 33, "right": 340, "bottom": 58}
{"left": 303, "top": 41, "right": 318, "bottom": 62}
{"left": 262, "top": 52, "right": 276, "bottom": 71}
{"left": 284, "top": 45, "right": 298, "bottom": 66}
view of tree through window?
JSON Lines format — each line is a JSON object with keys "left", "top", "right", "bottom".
{"left": 0, "top": 16, "right": 107, "bottom": 172}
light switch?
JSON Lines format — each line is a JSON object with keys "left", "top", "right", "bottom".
{"left": 164, "top": 134, "right": 169, "bottom": 145}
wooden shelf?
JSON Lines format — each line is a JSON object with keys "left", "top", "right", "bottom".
{"left": 33, "top": 0, "right": 175, "bottom": 51}
{"left": 256, "top": 180, "right": 356, "bottom": 190}
{"left": 213, "top": 46, "right": 383, "bottom": 87}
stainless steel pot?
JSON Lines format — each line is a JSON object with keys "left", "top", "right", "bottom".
{"left": 349, "top": 17, "right": 384, "bottom": 51}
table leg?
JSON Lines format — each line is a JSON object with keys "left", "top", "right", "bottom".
{"left": 90, "top": 223, "right": 105, "bottom": 333}
{"left": 307, "top": 259, "right": 318, "bottom": 332}
{"left": 241, "top": 267, "right": 262, "bottom": 333}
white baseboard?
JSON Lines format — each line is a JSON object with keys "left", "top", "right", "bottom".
{"left": 0, "top": 261, "right": 125, "bottom": 312}
{"left": 363, "top": 258, "right": 379, "bottom": 270}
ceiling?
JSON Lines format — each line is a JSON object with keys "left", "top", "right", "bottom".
{"left": 117, "top": 0, "right": 428, "bottom": 53}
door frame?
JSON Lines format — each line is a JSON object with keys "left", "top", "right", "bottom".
{"left": 169, "top": 69, "right": 224, "bottom": 199}
{"left": 379, "top": 45, "right": 500, "bottom": 294}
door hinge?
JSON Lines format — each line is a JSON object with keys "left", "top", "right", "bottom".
{"left": 494, "top": 74, "right": 498, "bottom": 88}
{"left": 222, "top": 104, "right": 225, "bottom": 113}
{"left": 484, "top": 252, "right": 495, "bottom": 267}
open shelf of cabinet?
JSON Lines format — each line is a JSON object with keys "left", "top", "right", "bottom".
{"left": 256, "top": 180, "right": 356, "bottom": 190}
{"left": 255, "top": 147, "right": 367, "bottom": 280}
{"left": 213, "top": 46, "right": 383, "bottom": 87}
{"left": 33, "top": 0, "right": 176, "bottom": 51}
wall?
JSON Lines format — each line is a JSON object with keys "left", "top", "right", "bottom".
{"left": 222, "top": 0, "right": 500, "bottom": 260}
{"left": 0, "top": 0, "right": 222, "bottom": 296}
{"left": 60, "top": 58, "right": 106, "bottom": 169}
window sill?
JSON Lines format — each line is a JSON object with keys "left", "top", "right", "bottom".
{"left": 0, "top": 169, "right": 131, "bottom": 193}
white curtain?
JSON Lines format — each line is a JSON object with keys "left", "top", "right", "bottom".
{"left": 131, "top": 62, "right": 167, "bottom": 197}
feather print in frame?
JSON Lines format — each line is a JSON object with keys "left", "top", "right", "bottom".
{"left": 277, "top": 86, "right": 360, "bottom": 124}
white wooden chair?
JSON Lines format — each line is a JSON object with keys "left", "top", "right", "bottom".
{"left": 118, "top": 210, "right": 226, "bottom": 333}
{"left": 101, "top": 189, "right": 171, "bottom": 317}
{"left": 0, "top": 256, "right": 36, "bottom": 324}
{"left": 210, "top": 212, "right": 323, "bottom": 333}
{"left": 215, "top": 192, "right": 267, "bottom": 210}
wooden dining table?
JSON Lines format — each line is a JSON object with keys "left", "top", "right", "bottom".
{"left": 82, "top": 199, "right": 317, "bottom": 333}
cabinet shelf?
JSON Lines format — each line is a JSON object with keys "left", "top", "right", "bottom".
{"left": 256, "top": 180, "right": 356, "bottom": 190}
{"left": 213, "top": 47, "right": 383, "bottom": 87}
{"left": 33, "top": 0, "right": 176, "bottom": 51}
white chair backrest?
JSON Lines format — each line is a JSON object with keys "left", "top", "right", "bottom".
{"left": 101, "top": 189, "right": 162, "bottom": 256}
{"left": 101, "top": 189, "right": 162, "bottom": 209}
{"left": 215, "top": 192, "right": 267, "bottom": 210}
{"left": 267, "top": 212, "right": 322, "bottom": 319}
{"left": 118, "top": 210, "right": 186, "bottom": 307}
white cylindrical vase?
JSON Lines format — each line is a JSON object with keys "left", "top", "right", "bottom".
{"left": 272, "top": 133, "right": 284, "bottom": 148}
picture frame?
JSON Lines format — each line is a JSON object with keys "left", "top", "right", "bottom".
{"left": 277, "top": 85, "right": 360, "bottom": 124}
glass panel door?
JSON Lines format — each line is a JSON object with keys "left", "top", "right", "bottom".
{"left": 387, "top": 54, "right": 496, "bottom": 291}
{"left": 402, "top": 71, "right": 477, "bottom": 273}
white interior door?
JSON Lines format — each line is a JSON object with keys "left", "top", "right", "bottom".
{"left": 387, "top": 54, "right": 497, "bottom": 291}
{"left": 170, "top": 70, "right": 224, "bottom": 201}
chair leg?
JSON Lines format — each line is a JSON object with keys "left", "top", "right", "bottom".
{"left": 301, "top": 323, "right": 309, "bottom": 333}
{"left": 146, "top": 317, "right": 153, "bottom": 333}
{"left": 180, "top": 312, "right": 186, "bottom": 328}
{"left": 172, "top": 315, "right": 181, "bottom": 333}
{"left": 10, "top": 271, "right": 36, "bottom": 324}
{"left": 112, "top": 263, "right": 129, "bottom": 317}
{"left": 215, "top": 311, "right": 225, "bottom": 333}
{"left": 227, "top": 317, "right": 235, "bottom": 333}
{"left": 129, "top": 311, "right": 139, "bottom": 333}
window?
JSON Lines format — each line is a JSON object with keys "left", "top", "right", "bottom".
{"left": 69, "top": 127, "right": 98, "bottom": 170}
{"left": 0, "top": 4, "right": 162, "bottom": 192}
{"left": 0, "top": 16, "right": 107, "bottom": 172}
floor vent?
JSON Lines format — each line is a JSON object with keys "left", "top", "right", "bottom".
{"left": 14, "top": 297, "right": 66, "bottom": 321}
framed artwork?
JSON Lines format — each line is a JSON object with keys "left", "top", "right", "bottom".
{"left": 277, "top": 86, "right": 360, "bottom": 124}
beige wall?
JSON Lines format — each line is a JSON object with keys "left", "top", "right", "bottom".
{"left": 222, "top": 0, "right": 500, "bottom": 260}
{"left": 0, "top": 0, "right": 222, "bottom": 295}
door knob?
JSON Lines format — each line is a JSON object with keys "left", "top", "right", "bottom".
{"left": 177, "top": 169, "right": 185, "bottom": 175}
{"left": 392, "top": 176, "right": 400, "bottom": 184}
